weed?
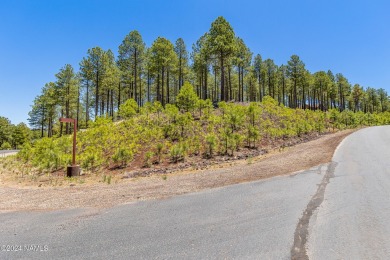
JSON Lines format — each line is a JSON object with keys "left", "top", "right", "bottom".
{"left": 65, "top": 176, "right": 77, "bottom": 183}
{"left": 156, "top": 143, "right": 163, "bottom": 164}
{"left": 144, "top": 151, "right": 154, "bottom": 168}
{"left": 247, "top": 156, "right": 253, "bottom": 165}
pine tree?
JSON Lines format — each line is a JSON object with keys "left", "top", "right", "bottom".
{"left": 118, "top": 30, "right": 145, "bottom": 106}
{"left": 149, "top": 37, "right": 178, "bottom": 106}
{"left": 55, "top": 64, "right": 79, "bottom": 134}
{"left": 287, "top": 55, "right": 305, "bottom": 108}
{"left": 174, "top": 38, "right": 189, "bottom": 90}
{"left": 207, "top": 17, "right": 236, "bottom": 101}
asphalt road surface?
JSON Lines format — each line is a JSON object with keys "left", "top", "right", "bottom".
{"left": 307, "top": 126, "right": 390, "bottom": 259}
{"left": 0, "top": 150, "right": 19, "bottom": 158}
{"left": 1, "top": 126, "right": 390, "bottom": 259}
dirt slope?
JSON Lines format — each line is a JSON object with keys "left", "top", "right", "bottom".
{"left": 0, "top": 129, "right": 354, "bottom": 211}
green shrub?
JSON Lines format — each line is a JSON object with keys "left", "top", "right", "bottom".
{"left": 144, "top": 151, "right": 154, "bottom": 168}
{"left": 170, "top": 143, "right": 186, "bottom": 163}
{"left": 1, "top": 142, "right": 12, "bottom": 150}
{"left": 80, "top": 147, "right": 102, "bottom": 170}
{"left": 118, "top": 98, "right": 138, "bottom": 119}
{"left": 176, "top": 82, "right": 199, "bottom": 112}
{"left": 156, "top": 143, "right": 163, "bottom": 163}
{"left": 205, "top": 134, "right": 217, "bottom": 158}
{"left": 29, "top": 137, "right": 69, "bottom": 171}
{"left": 246, "top": 125, "right": 260, "bottom": 148}
{"left": 17, "top": 143, "right": 31, "bottom": 162}
{"left": 112, "top": 147, "right": 133, "bottom": 167}
{"left": 14, "top": 93, "right": 390, "bottom": 177}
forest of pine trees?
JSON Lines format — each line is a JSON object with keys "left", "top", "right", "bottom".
{"left": 28, "top": 16, "right": 390, "bottom": 137}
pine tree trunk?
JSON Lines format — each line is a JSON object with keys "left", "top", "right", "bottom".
{"left": 293, "top": 79, "right": 297, "bottom": 108}
{"left": 60, "top": 109, "right": 64, "bottom": 137}
{"left": 139, "top": 73, "right": 142, "bottom": 106}
{"left": 157, "top": 73, "right": 160, "bottom": 102}
{"left": 77, "top": 85, "right": 80, "bottom": 130}
{"left": 214, "top": 68, "right": 217, "bottom": 101}
{"left": 262, "top": 80, "right": 265, "bottom": 101}
{"left": 220, "top": 53, "right": 225, "bottom": 101}
{"left": 228, "top": 66, "right": 232, "bottom": 101}
{"left": 268, "top": 73, "right": 271, "bottom": 99}
{"left": 95, "top": 70, "right": 99, "bottom": 118}
{"left": 110, "top": 89, "right": 114, "bottom": 117}
{"left": 41, "top": 107, "right": 45, "bottom": 138}
{"left": 258, "top": 75, "right": 262, "bottom": 102}
{"left": 238, "top": 67, "right": 241, "bottom": 101}
{"left": 134, "top": 50, "right": 137, "bottom": 105}
{"left": 162, "top": 67, "right": 165, "bottom": 106}
{"left": 200, "top": 73, "right": 203, "bottom": 99}
{"left": 86, "top": 80, "right": 89, "bottom": 127}
{"left": 106, "top": 89, "right": 110, "bottom": 115}
{"left": 118, "top": 82, "right": 121, "bottom": 111}
{"left": 179, "top": 53, "right": 182, "bottom": 89}
{"left": 147, "top": 71, "right": 150, "bottom": 102}
{"left": 241, "top": 67, "right": 244, "bottom": 102}
{"left": 167, "top": 68, "right": 170, "bottom": 104}
{"left": 282, "top": 77, "right": 285, "bottom": 105}
{"left": 204, "top": 67, "right": 208, "bottom": 100}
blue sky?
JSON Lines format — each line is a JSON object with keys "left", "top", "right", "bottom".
{"left": 1, "top": 0, "right": 389, "bottom": 125}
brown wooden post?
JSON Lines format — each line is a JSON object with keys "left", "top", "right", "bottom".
{"left": 73, "top": 118, "right": 77, "bottom": 166}
{"left": 59, "top": 118, "right": 80, "bottom": 177}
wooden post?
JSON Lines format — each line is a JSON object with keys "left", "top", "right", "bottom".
{"left": 59, "top": 118, "right": 80, "bottom": 177}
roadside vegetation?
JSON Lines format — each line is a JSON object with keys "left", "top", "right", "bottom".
{"left": 0, "top": 117, "right": 31, "bottom": 150}
{"left": 1, "top": 16, "right": 390, "bottom": 186}
{"left": 2, "top": 84, "right": 390, "bottom": 186}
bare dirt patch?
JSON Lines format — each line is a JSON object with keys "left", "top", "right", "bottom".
{"left": 0, "top": 129, "right": 354, "bottom": 211}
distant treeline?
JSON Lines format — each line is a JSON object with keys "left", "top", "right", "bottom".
{"left": 28, "top": 16, "right": 390, "bottom": 137}
{"left": 0, "top": 117, "right": 31, "bottom": 149}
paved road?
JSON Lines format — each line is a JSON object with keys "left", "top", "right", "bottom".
{"left": 0, "top": 150, "right": 19, "bottom": 158}
{"left": 0, "top": 166, "right": 328, "bottom": 259}
{"left": 0, "top": 126, "right": 390, "bottom": 259}
{"left": 307, "top": 126, "right": 390, "bottom": 259}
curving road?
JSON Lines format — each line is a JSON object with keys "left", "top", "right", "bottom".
{"left": 0, "top": 150, "right": 19, "bottom": 158}
{"left": 307, "top": 126, "right": 390, "bottom": 259}
{"left": 1, "top": 126, "right": 390, "bottom": 259}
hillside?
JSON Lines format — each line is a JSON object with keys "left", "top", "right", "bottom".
{"left": 0, "top": 129, "right": 354, "bottom": 210}
{"left": 1, "top": 86, "right": 389, "bottom": 186}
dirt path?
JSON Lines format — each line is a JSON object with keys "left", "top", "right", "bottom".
{"left": 0, "top": 130, "right": 354, "bottom": 211}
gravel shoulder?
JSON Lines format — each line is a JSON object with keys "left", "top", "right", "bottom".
{"left": 0, "top": 129, "right": 355, "bottom": 211}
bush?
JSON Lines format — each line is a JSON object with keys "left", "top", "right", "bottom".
{"left": 118, "top": 98, "right": 138, "bottom": 119}
{"left": 1, "top": 142, "right": 12, "bottom": 150}
{"left": 29, "top": 137, "right": 70, "bottom": 171}
{"left": 17, "top": 142, "right": 32, "bottom": 162}
{"left": 144, "top": 151, "right": 154, "bottom": 168}
{"left": 81, "top": 150, "right": 100, "bottom": 170}
{"left": 156, "top": 143, "right": 163, "bottom": 163}
{"left": 170, "top": 143, "right": 186, "bottom": 163}
{"left": 176, "top": 82, "right": 199, "bottom": 112}
{"left": 112, "top": 147, "right": 133, "bottom": 167}
{"left": 246, "top": 125, "right": 260, "bottom": 148}
{"left": 14, "top": 93, "right": 390, "bottom": 177}
{"left": 205, "top": 134, "right": 217, "bottom": 158}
